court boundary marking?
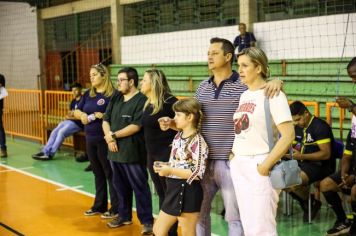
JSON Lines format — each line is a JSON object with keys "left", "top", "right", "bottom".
{"left": 0, "top": 163, "right": 95, "bottom": 198}
{"left": 0, "top": 163, "right": 220, "bottom": 236}
{"left": 0, "top": 222, "right": 25, "bottom": 236}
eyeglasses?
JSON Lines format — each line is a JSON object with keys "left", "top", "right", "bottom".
{"left": 117, "top": 78, "right": 129, "bottom": 83}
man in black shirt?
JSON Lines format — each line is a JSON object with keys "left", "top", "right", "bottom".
{"left": 288, "top": 101, "right": 335, "bottom": 222}
{"left": 320, "top": 130, "right": 354, "bottom": 235}
{"left": 102, "top": 67, "right": 153, "bottom": 235}
{"left": 0, "top": 73, "right": 7, "bottom": 158}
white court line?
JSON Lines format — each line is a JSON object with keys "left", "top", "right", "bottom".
{"left": 0, "top": 166, "right": 34, "bottom": 173}
{"left": 0, "top": 163, "right": 94, "bottom": 198}
{"left": 0, "top": 163, "right": 221, "bottom": 236}
{"left": 56, "top": 185, "right": 83, "bottom": 191}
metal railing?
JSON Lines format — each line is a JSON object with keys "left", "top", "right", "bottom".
{"left": 4, "top": 89, "right": 75, "bottom": 146}
{"left": 3, "top": 89, "right": 43, "bottom": 142}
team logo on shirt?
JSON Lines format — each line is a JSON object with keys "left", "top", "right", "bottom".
{"left": 306, "top": 133, "right": 314, "bottom": 142}
{"left": 234, "top": 113, "right": 249, "bottom": 134}
{"left": 97, "top": 99, "right": 105, "bottom": 106}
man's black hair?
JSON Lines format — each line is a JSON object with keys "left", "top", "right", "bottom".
{"left": 118, "top": 67, "right": 139, "bottom": 87}
{"left": 210, "top": 37, "right": 235, "bottom": 65}
{"left": 347, "top": 57, "right": 356, "bottom": 70}
{"left": 70, "top": 82, "right": 82, "bottom": 89}
{"left": 289, "top": 101, "right": 308, "bottom": 116}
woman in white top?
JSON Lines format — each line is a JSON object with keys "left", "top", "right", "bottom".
{"left": 230, "top": 47, "right": 295, "bottom": 236}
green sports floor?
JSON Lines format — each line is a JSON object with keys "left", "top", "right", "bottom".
{"left": 0, "top": 137, "right": 342, "bottom": 236}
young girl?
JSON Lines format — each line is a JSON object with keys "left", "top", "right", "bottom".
{"left": 153, "top": 98, "right": 208, "bottom": 236}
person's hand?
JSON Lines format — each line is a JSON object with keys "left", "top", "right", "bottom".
{"left": 94, "top": 112, "right": 104, "bottom": 119}
{"left": 153, "top": 161, "right": 171, "bottom": 176}
{"left": 108, "top": 141, "right": 118, "bottom": 152}
{"left": 104, "top": 133, "right": 115, "bottom": 144}
{"left": 65, "top": 111, "right": 75, "bottom": 120}
{"left": 336, "top": 97, "right": 353, "bottom": 109}
{"left": 158, "top": 117, "right": 172, "bottom": 131}
{"left": 291, "top": 149, "right": 302, "bottom": 160}
{"left": 261, "top": 78, "right": 283, "bottom": 98}
{"left": 257, "top": 162, "right": 270, "bottom": 176}
{"left": 341, "top": 174, "right": 355, "bottom": 188}
{"left": 80, "top": 113, "right": 89, "bottom": 125}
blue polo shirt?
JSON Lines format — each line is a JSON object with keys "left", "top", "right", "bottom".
{"left": 195, "top": 70, "right": 247, "bottom": 160}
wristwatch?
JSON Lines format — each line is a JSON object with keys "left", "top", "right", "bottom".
{"left": 110, "top": 131, "right": 116, "bottom": 140}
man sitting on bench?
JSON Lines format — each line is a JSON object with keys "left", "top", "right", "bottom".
{"left": 32, "top": 83, "right": 84, "bottom": 160}
{"left": 288, "top": 101, "right": 335, "bottom": 222}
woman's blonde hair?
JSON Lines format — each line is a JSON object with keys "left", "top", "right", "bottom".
{"left": 143, "top": 69, "right": 172, "bottom": 115}
{"left": 237, "top": 47, "right": 270, "bottom": 80}
{"left": 89, "top": 63, "right": 114, "bottom": 97}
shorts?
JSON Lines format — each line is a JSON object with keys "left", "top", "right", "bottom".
{"left": 161, "top": 178, "right": 203, "bottom": 216}
{"left": 300, "top": 162, "right": 333, "bottom": 183}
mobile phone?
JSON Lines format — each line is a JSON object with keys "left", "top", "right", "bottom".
{"left": 154, "top": 161, "right": 162, "bottom": 167}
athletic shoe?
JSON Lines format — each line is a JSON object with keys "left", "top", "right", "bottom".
{"left": 84, "top": 209, "right": 102, "bottom": 216}
{"left": 101, "top": 211, "right": 119, "bottom": 219}
{"left": 107, "top": 217, "right": 133, "bottom": 228}
{"left": 348, "top": 222, "right": 356, "bottom": 236}
{"left": 75, "top": 154, "right": 89, "bottom": 162}
{"left": 32, "top": 152, "right": 53, "bottom": 161}
{"left": 0, "top": 149, "right": 7, "bottom": 158}
{"left": 84, "top": 164, "right": 92, "bottom": 172}
{"left": 326, "top": 220, "right": 351, "bottom": 235}
{"left": 141, "top": 223, "right": 153, "bottom": 235}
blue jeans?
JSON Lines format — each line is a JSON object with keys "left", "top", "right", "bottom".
{"left": 196, "top": 160, "right": 244, "bottom": 236}
{"left": 43, "top": 120, "right": 81, "bottom": 156}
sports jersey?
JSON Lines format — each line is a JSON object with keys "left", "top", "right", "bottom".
{"left": 69, "top": 98, "right": 84, "bottom": 129}
{"left": 294, "top": 116, "right": 334, "bottom": 168}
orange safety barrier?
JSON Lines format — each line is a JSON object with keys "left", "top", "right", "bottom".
{"left": 325, "top": 102, "right": 347, "bottom": 141}
{"left": 3, "top": 89, "right": 43, "bottom": 142}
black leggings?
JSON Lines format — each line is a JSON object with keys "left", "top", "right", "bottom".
{"left": 86, "top": 139, "right": 118, "bottom": 213}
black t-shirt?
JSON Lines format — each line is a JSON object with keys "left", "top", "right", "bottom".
{"left": 104, "top": 91, "right": 147, "bottom": 164}
{"left": 69, "top": 98, "right": 84, "bottom": 129}
{"left": 142, "top": 95, "right": 178, "bottom": 159}
{"left": 0, "top": 74, "right": 5, "bottom": 111}
{"left": 294, "top": 116, "right": 335, "bottom": 169}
